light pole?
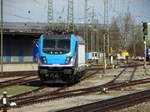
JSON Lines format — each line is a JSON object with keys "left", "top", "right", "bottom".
{"left": 1, "top": 0, "right": 3, "bottom": 73}
{"left": 103, "top": 34, "right": 106, "bottom": 73}
{"left": 84, "top": 1, "right": 93, "bottom": 52}
{"left": 103, "top": 0, "right": 109, "bottom": 73}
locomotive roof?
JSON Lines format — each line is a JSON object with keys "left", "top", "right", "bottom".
{"left": 44, "top": 34, "right": 70, "bottom": 39}
{"left": 43, "top": 34, "right": 84, "bottom": 44}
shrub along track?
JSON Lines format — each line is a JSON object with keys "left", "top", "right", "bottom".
{"left": 10, "top": 64, "right": 150, "bottom": 108}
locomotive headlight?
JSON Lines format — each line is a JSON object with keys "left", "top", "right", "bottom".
{"left": 65, "top": 56, "right": 72, "bottom": 64}
{"left": 41, "top": 56, "right": 47, "bottom": 64}
{"left": 70, "top": 58, "right": 74, "bottom": 64}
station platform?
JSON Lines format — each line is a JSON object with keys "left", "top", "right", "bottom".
{"left": 0, "top": 63, "right": 38, "bottom": 72}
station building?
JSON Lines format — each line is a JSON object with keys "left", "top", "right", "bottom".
{"left": 2, "top": 0, "right": 50, "bottom": 64}
{"left": 3, "top": 22, "right": 46, "bottom": 63}
{"left": 1, "top": 22, "right": 48, "bottom": 71}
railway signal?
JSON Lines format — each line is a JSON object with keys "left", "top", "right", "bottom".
{"left": 142, "top": 22, "right": 148, "bottom": 73}
{"left": 143, "top": 22, "right": 147, "bottom": 40}
{"left": 143, "top": 22, "right": 147, "bottom": 35}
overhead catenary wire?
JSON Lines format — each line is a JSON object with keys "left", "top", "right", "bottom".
{"left": 48, "top": 0, "right": 53, "bottom": 30}
{"left": 67, "top": 0, "right": 74, "bottom": 32}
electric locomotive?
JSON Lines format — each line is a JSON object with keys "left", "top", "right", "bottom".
{"left": 38, "top": 33, "right": 86, "bottom": 83}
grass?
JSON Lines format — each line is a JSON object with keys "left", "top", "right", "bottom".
{"left": 116, "top": 102, "right": 150, "bottom": 112}
{"left": 101, "top": 75, "right": 114, "bottom": 78}
{"left": 0, "top": 85, "right": 38, "bottom": 96}
{"left": 136, "top": 83, "right": 150, "bottom": 88}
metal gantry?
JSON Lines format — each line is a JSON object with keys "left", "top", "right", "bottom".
{"left": 84, "top": 0, "right": 88, "bottom": 52}
{"left": 104, "top": 0, "right": 109, "bottom": 56}
{"left": 91, "top": 7, "right": 95, "bottom": 52}
{"left": 84, "top": 0, "right": 87, "bottom": 25}
{"left": 48, "top": 0, "right": 53, "bottom": 28}
{"left": 103, "top": 0, "right": 109, "bottom": 73}
{"left": 67, "top": 0, "right": 74, "bottom": 32}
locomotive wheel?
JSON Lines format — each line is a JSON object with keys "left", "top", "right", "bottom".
{"left": 39, "top": 74, "right": 46, "bottom": 81}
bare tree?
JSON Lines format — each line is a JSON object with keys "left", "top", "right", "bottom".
{"left": 128, "top": 25, "right": 144, "bottom": 56}
{"left": 109, "top": 17, "right": 121, "bottom": 53}
{"left": 116, "top": 12, "right": 134, "bottom": 50}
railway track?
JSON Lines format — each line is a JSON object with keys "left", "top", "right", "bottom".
{"left": 1, "top": 62, "right": 130, "bottom": 91}
{"left": 0, "top": 71, "right": 37, "bottom": 78}
{"left": 87, "top": 61, "right": 149, "bottom": 71}
{"left": 0, "top": 71, "right": 37, "bottom": 89}
{"left": 9, "top": 70, "right": 100, "bottom": 103}
{"left": 11, "top": 77, "right": 150, "bottom": 108}
{"left": 10, "top": 64, "right": 150, "bottom": 108}
{"left": 0, "top": 68, "right": 98, "bottom": 90}
{"left": 57, "top": 89, "right": 150, "bottom": 112}
{"left": 110, "top": 66, "right": 137, "bottom": 83}
{"left": 0, "top": 61, "right": 147, "bottom": 111}
{"left": 0, "top": 75, "right": 38, "bottom": 89}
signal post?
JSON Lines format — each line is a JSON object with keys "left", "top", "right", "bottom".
{"left": 143, "top": 22, "right": 148, "bottom": 75}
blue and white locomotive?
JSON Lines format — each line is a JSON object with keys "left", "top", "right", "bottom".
{"left": 37, "top": 33, "right": 86, "bottom": 83}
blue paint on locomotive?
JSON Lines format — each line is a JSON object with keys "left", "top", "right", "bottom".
{"left": 38, "top": 34, "right": 77, "bottom": 66}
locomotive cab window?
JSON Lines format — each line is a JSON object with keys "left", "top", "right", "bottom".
{"left": 43, "top": 35, "right": 70, "bottom": 54}
{"left": 43, "top": 39, "right": 55, "bottom": 49}
{"left": 57, "top": 39, "right": 70, "bottom": 52}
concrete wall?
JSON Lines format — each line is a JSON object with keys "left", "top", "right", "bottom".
{"left": 0, "top": 63, "right": 38, "bottom": 72}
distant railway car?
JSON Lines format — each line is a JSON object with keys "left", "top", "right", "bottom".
{"left": 86, "top": 52, "right": 103, "bottom": 64}
{"left": 86, "top": 52, "right": 100, "bottom": 60}
{"left": 37, "top": 33, "right": 86, "bottom": 83}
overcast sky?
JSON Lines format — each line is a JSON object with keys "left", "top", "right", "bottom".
{"left": 3, "top": 0, "right": 150, "bottom": 24}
